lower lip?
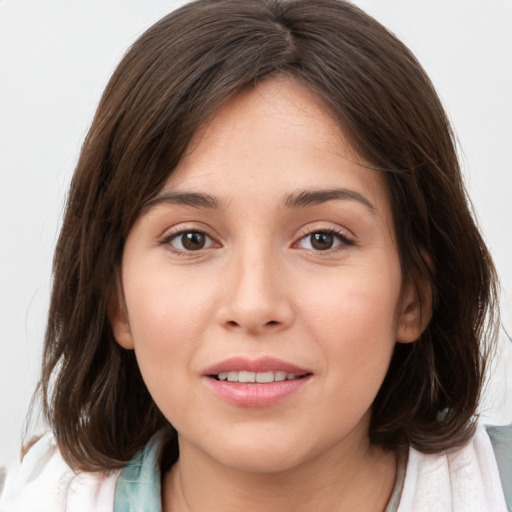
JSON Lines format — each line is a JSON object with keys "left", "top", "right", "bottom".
{"left": 204, "top": 376, "right": 311, "bottom": 407}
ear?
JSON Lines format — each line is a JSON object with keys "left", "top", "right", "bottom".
{"left": 396, "top": 275, "right": 433, "bottom": 344}
{"left": 108, "top": 288, "right": 135, "bottom": 350}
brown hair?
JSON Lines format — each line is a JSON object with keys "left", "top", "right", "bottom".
{"left": 35, "top": 0, "right": 499, "bottom": 471}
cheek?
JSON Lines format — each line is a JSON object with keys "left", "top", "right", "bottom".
{"left": 299, "top": 265, "right": 402, "bottom": 385}
{"left": 301, "top": 263, "right": 402, "bottom": 338}
{"left": 124, "top": 261, "right": 215, "bottom": 347}
{"left": 121, "top": 263, "right": 216, "bottom": 413}
{"left": 125, "top": 293, "right": 202, "bottom": 427}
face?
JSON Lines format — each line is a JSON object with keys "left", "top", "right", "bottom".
{"left": 111, "top": 78, "right": 424, "bottom": 474}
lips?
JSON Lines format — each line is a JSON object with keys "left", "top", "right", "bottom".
{"left": 203, "top": 356, "right": 312, "bottom": 407}
{"left": 203, "top": 356, "right": 311, "bottom": 377}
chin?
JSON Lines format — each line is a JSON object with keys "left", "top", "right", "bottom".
{"left": 216, "top": 444, "right": 310, "bottom": 474}
{"left": 195, "top": 426, "right": 325, "bottom": 475}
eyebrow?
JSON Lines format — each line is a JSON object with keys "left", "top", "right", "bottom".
{"left": 285, "top": 188, "right": 376, "bottom": 213}
{"left": 142, "top": 191, "right": 220, "bottom": 213}
{"left": 142, "top": 187, "right": 375, "bottom": 214}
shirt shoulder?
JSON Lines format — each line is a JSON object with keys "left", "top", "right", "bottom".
{"left": 396, "top": 425, "right": 509, "bottom": 512}
{"left": 0, "top": 433, "right": 120, "bottom": 512}
{"left": 487, "top": 424, "right": 512, "bottom": 512}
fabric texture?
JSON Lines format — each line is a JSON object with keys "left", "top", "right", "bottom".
{"left": 0, "top": 425, "right": 509, "bottom": 511}
{"left": 394, "top": 425, "right": 509, "bottom": 512}
{"left": 487, "top": 425, "right": 512, "bottom": 511}
{"left": 0, "top": 434, "right": 120, "bottom": 512}
{"left": 113, "top": 430, "right": 167, "bottom": 511}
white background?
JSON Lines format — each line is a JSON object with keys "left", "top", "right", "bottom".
{"left": 1, "top": 0, "right": 511, "bottom": 469}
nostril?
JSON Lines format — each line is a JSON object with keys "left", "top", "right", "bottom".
{"left": 266, "top": 320, "right": 279, "bottom": 326}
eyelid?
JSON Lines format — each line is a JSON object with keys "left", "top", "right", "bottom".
{"left": 292, "top": 224, "right": 356, "bottom": 252}
{"left": 157, "top": 222, "right": 355, "bottom": 255}
{"left": 159, "top": 225, "right": 220, "bottom": 255}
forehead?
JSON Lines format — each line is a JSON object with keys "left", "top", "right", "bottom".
{"left": 163, "top": 77, "right": 391, "bottom": 218}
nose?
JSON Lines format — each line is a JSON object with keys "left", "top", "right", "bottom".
{"left": 216, "top": 247, "right": 294, "bottom": 334}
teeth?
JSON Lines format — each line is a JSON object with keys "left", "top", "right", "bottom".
{"left": 256, "top": 372, "right": 273, "bottom": 383}
{"left": 239, "top": 371, "right": 255, "bottom": 383}
{"left": 216, "top": 371, "right": 302, "bottom": 383}
{"left": 274, "top": 371, "right": 287, "bottom": 381}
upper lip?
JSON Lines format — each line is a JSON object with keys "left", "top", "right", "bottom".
{"left": 203, "top": 356, "right": 311, "bottom": 376}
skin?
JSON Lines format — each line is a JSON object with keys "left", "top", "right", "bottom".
{"left": 111, "top": 78, "right": 430, "bottom": 512}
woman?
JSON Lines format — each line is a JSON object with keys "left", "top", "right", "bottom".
{"left": 1, "top": 1, "right": 510, "bottom": 510}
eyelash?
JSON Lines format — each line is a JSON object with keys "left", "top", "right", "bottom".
{"left": 294, "top": 228, "right": 355, "bottom": 253}
{"left": 159, "top": 227, "right": 355, "bottom": 255}
{"left": 160, "top": 228, "right": 216, "bottom": 255}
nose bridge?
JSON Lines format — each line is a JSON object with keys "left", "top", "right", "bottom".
{"left": 237, "top": 244, "right": 275, "bottom": 303}
{"left": 219, "top": 236, "right": 293, "bottom": 332}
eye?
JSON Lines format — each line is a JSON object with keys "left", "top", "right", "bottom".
{"left": 165, "top": 230, "right": 215, "bottom": 252}
{"left": 297, "top": 230, "right": 353, "bottom": 251}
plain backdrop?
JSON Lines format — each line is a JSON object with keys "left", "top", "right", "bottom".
{"left": 1, "top": 0, "right": 511, "bottom": 469}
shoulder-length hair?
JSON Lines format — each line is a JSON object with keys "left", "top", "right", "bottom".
{"left": 36, "top": 0, "right": 499, "bottom": 471}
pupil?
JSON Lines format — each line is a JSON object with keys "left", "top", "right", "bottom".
{"left": 311, "top": 232, "right": 333, "bottom": 250}
{"left": 182, "top": 232, "right": 205, "bottom": 250}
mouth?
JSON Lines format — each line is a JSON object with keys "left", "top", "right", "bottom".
{"left": 210, "top": 371, "right": 310, "bottom": 383}
{"left": 203, "top": 356, "right": 312, "bottom": 381}
{"left": 203, "top": 357, "right": 312, "bottom": 406}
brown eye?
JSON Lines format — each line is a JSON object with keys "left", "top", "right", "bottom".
{"left": 297, "top": 230, "right": 353, "bottom": 252}
{"left": 182, "top": 232, "right": 206, "bottom": 250}
{"left": 168, "top": 230, "right": 213, "bottom": 251}
{"left": 310, "top": 232, "right": 334, "bottom": 250}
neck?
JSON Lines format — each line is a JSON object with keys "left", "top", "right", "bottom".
{"left": 162, "top": 432, "right": 397, "bottom": 512}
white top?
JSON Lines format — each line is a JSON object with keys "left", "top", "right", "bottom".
{"left": 0, "top": 425, "right": 509, "bottom": 511}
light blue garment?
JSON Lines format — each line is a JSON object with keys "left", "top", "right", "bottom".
{"left": 113, "top": 425, "right": 512, "bottom": 512}
{"left": 487, "top": 425, "right": 512, "bottom": 511}
{"left": 114, "top": 430, "right": 167, "bottom": 511}
{"left": 0, "top": 467, "right": 6, "bottom": 497}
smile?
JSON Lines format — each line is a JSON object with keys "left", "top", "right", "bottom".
{"left": 203, "top": 357, "right": 312, "bottom": 407}
{"left": 214, "top": 371, "right": 306, "bottom": 383}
